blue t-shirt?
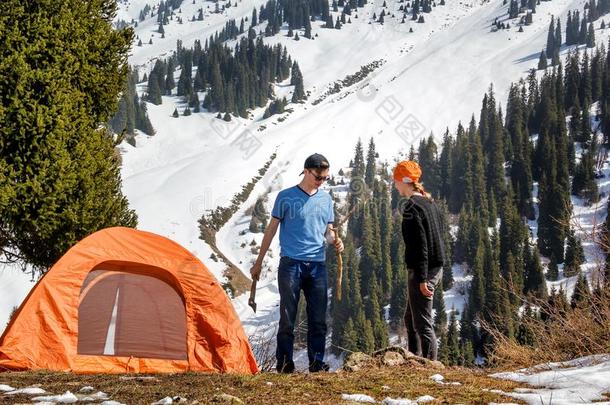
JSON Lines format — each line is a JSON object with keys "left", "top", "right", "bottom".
{"left": 271, "top": 185, "right": 335, "bottom": 262}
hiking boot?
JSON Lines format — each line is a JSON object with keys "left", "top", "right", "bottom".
{"left": 276, "top": 359, "right": 295, "bottom": 374}
{"left": 308, "top": 360, "right": 330, "bottom": 373}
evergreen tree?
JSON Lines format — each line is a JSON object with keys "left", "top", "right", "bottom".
{"left": 546, "top": 17, "right": 555, "bottom": 57}
{"left": 579, "top": 14, "right": 588, "bottom": 44}
{"left": 365, "top": 138, "right": 377, "bottom": 188}
{"left": 554, "top": 18, "right": 562, "bottom": 53}
{"left": 0, "top": 0, "right": 138, "bottom": 270}
{"left": 524, "top": 245, "right": 547, "bottom": 299}
{"left": 291, "top": 62, "right": 306, "bottom": 102}
{"left": 587, "top": 22, "right": 596, "bottom": 48}
{"left": 433, "top": 285, "right": 447, "bottom": 334}
{"left": 444, "top": 311, "right": 461, "bottom": 365}
{"left": 516, "top": 305, "right": 537, "bottom": 346}
{"left": 147, "top": 72, "right": 163, "bottom": 104}
{"left": 564, "top": 229, "right": 585, "bottom": 276}
{"left": 546, "top": 253, "right": 559, "bottom": 281}
{"left": 389, "top": 217, "right": 407, "bottom": 327}
{"left": 509, "top": 0, "right": 519, "bottom": 18}
{"left": 571, "top": 271, "right": 591, "bottom": 308}
{"left": 538, "top": 50, "right": 548, "bottom": 70}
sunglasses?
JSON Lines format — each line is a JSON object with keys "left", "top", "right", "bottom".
{"left": 307, "top": 170, "right": 330, "bottom": 182}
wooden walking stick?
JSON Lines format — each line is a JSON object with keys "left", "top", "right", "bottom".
{"left": 331, "top": 226, "right": 344, "bottom": 301}
{"left": 333, "top": 194, "right": 370, "bottom": 301}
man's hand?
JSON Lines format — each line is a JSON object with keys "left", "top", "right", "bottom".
{"left": 419, "top": 282, "right": 433, "bottom": 298}
{"left": 334, "top": 237, "right": 344, "bottom": 254}
{"left": 250, "top": 262, "right": 262, "bottom": 281}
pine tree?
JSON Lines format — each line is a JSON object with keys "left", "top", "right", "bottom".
{"left": 444, "top": 311, "right": 461, "bottom": 365}
{"left": 579, "top": 14, "right": 588, "bottom": 44}
{"left": 509, "top": 0, "right": 519, "bottom": 18}
{"left": 564, "top": 229, "right": 585, "bottom": 276}
{"left": 291, "top": 62, "right": 306, "bottom": 102}
{"left": 389, "top": 217, "right": 407, "bottom": 327}
{"left": 516, "top": 304, "right": 536, "bottom": 346}
{"left": 587, "top": 22, "right": 596, "bottom": 48}
{"left": 524, "top": 245, "right": 547, "bottom": 299}
{"left": 571, "top": 271, "right": 591, "bottom": 308}
{"left": 365, "top": 138, "right": 377, "bottom": 187}
{"left": 439, "top": 129, "right": 453, "bottom": 202}
{"left": 554, "top": 18, "right": 562, "bottom": 53}
{"left": 433, "top": 285, "right": 447, "bottom": 335}
{"left": 546, "top": 253, "right": 559, "bottom": 281}
{"left": 335, "top": 16, "right": 342, "bottom": 28}
{"left": 0, "top": 0, "right": 138, "bottom": 270}
{"left": 546, "top": 17, "right": 555, "bottom": 57}
{"left": 147, "top": 72, "right": 163, "bottom": 105}
{"left": 136, "top": 99, "right": 155, "bottom": 135}
{"left": 538, "top": 50, "right": 548, "bottom": 70}
{"left": 252, "top": 7, "right": 258, "bottom": 26}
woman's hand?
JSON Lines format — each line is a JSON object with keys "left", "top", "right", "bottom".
{"left": 419, "top": 282, "right": 433, "bottom": 298}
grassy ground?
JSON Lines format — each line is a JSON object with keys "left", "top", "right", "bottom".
{"left": 0, "top": 363, "right": 528, "bottom": 404}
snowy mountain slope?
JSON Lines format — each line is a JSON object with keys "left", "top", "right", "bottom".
{"left": 119, "top": 0, "right": 600, "bottom": 303}
{"left": 121, "top": 0, "right": 273, "bottom": 65}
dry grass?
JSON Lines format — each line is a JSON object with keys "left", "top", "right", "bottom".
{"left": 485, "top": 290, "right": 610, "bottom": 369}
{"left": 0, "top": 363, "right": 528, "bottom": 404}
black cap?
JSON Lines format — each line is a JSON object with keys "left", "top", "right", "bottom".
{"left": 304, "top": 153, "right": 330, "bottom": 170}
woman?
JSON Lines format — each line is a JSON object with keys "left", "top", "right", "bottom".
{"left": 393, "top": 160, "right": 445, "bottom": 361}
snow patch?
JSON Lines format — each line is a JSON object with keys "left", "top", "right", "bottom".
{"left": 429, "top": 374, "right": 444, "bottom": 382}
{"left": 32, "top": 391, "right": 78, "bottom": 403}
{"left": 5, "top": 387, "right": 47, "bottom": 395}
{"left": 492, "top": 355, "right": 610, "bottom": 404}
{"left": 382, "top": 398, "right": 415, "bottom": 405}
{"left": 341, "top": 393, "right": 376, "bottom": 402}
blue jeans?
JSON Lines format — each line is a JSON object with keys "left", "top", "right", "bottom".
{"left": 276, "top": 256, "right": 328, "bottom": 367}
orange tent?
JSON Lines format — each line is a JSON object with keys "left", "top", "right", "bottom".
{"left": 0, "top": 227, "right": 258, "bottom": 374}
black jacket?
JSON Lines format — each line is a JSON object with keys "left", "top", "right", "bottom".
{"left": 401, "top": 194, "right": 445, "bottom": 283}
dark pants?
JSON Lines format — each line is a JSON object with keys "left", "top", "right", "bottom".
{"left": 276, "top": 256, "right": 328, "bottom": 368}
{"left": 404, "top": 268, "right": 442, "bottom": 361}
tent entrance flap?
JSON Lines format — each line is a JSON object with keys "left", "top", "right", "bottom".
{"left": 77, "top": 268, "right": 188, "bottom": 360}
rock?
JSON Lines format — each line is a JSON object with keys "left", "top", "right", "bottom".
{"left": 381, "top": 351, "right": 406, "bottom": 367}
{"left": 212, "top": 393, "right": 245, "bottom": 404}
{"left": 374, "top": 346, "right": 445, "bottom": 369}
{"left": 429, "top": 360, "right": 445, "bottom": 369}
{"left": 343, "top": 352, "right": 374, "bottom": 372}
{"left": 373, "top": 346, "right": 415, "bottom": 360}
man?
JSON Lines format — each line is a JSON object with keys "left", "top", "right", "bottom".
{"left": 393, "top": 160, "right": 445, "bottom": 361}
{"left": 250, "top": 153, "right": 344, "bottom": 373}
